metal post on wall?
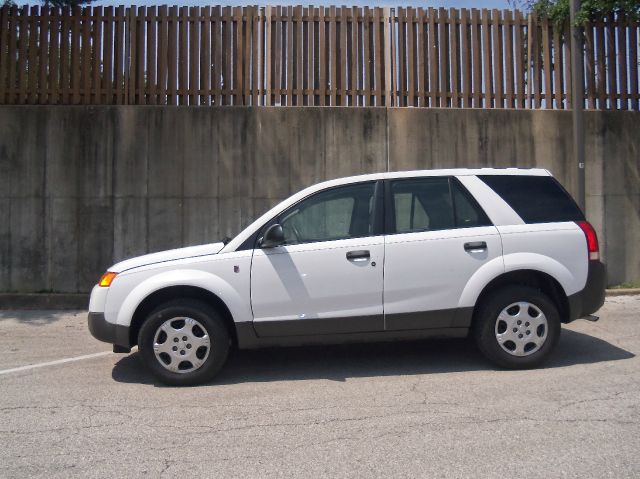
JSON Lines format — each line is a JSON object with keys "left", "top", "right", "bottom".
{"left": 570, "top": 0, "right": 586, "bottom": 212}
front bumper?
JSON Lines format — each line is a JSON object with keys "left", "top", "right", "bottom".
{"left": 88, "top": 312, "right": 131, "bottom": 348}
{"left": 567, "top": 260, "right": 607, "bottom": 322}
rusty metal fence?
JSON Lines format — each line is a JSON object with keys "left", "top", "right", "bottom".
{"left": 0, "top": 5, "right": 638, "bottom": 109}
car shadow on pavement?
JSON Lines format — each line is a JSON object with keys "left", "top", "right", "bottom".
{"left": 111, "top": 328, "right": 635, "bottom": 387}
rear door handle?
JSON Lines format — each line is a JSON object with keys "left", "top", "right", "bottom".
{"left": 464, "top": 241, "right": 487, "bottom": 252}
{"left": 346, "top": 250, "right": 370, "bottom": 261}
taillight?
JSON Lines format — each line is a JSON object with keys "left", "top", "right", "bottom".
{"left": 576, "top": 221, "right": 599, "bottom": 261}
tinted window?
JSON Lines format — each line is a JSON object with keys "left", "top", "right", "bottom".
{"left": 390, "top": 177, "right": 491, "bottom": 233}
{"left": 278, "top": 182, "right": 376, "bottom": 244}
{"left": 452, "top": 179, "right": 492, "bottom": 228}
{"left": 479, "top": 175, "right": 584, "bottom": 224}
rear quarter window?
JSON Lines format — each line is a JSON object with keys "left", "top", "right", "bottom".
{"left": 479, "top": 175, "right": 585, "bottom": 224}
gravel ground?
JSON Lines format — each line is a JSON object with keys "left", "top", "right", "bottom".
{"left": 0, "top": 296, "right": 639, "bottom": 478}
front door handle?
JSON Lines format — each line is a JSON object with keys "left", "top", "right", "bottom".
{"left": 464, "top": 241, "right": 487, "bottom": 252}
{"left": 346, "top": 250, "right": 370, "bottom": 261}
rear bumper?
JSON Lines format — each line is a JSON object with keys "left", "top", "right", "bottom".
{"left": 567, "top": 260, "right": 607, "bottom": 322}
{"left": 88, "top": 312, "right": 131, "bottom": 348}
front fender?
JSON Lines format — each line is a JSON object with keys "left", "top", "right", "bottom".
{"left": 112, "top": 269, "right": 252, "bottom": 328}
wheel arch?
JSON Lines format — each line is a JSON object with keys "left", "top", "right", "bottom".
{"left": 128, "top": 285, "right": 238, "bottom": 348}
{"left": 471, "top": 269, "right": 570, "bottom": 325}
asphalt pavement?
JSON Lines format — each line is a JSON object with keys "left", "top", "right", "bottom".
{"left": 1, "top": 296, "right": 639, "bottom": 478}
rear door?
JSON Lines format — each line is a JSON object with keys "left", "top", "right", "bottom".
{"left": 251, "top": 181, "right": 385, "bottom": 336}
{"left": 383, "top": 176, "right": 502, "bottom": 330}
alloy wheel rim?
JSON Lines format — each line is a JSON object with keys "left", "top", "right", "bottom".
{"left": 494, "top": 301, "right": 548, "bottom": 357}
{"left": 153, "top": 317, "right": 211, "bottom": 373}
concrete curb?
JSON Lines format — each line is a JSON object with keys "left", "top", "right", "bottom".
{"left": 0, "top": 289, "right": 638, "bottom": 311}
{"left": 606, "top": 288, "right": 640, "bottom": 297}
{"left": 0, "top": 294, "right": 88, "bottom": 310}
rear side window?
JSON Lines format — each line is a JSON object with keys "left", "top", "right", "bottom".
{"left": 389, "top": 177, "right": 491, "bottom": 233}
{"left": 479, "top": 175, "right": 584, "bottom": 224}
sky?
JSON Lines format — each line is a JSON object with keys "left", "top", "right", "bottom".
{"left": 88, "top": 1, "right": 516, "bottom": 10}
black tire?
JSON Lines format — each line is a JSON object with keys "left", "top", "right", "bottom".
{"left": 138, "top": 299, "right": 231, "bottom": 386}
{"left": 472, "top": 286, "right": 561, "bottom": 369}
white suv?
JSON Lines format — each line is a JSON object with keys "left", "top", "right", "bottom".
{"left": 88, "top": 169, "right": 606, "bottom": 385}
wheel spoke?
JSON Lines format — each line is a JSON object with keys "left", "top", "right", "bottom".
{"left": 512, "top": 340, "right": 526, "bottom": 356}
{"left": 153, "top": 340, "right": 173, "bottom": 355}
{"left": 165, "top": 357, "right": 181, "bottom": 372}
{"left": 189, "top": 356, "right": 205, "bottom": 370}
{"left": 191, "top": 334, "right": 210, "bottom": 350}
{"left": 497, "top": 310, "right": 517, "bottom": 328}
{"left": 496, "top": 329, "right": 515, "bottom": 344}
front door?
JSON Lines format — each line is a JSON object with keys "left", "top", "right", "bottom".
{"left": 251, "top": 181, "right": 385, "bottom": 337}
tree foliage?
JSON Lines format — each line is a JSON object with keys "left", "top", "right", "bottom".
{"left": 41, "top": 0, "right": 94, "bottom": 7}
{"left": 528, "top": 0, "right": 640, "bottom": 24}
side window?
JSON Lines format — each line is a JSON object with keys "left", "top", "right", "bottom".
{"left": 451, "top": 179, "right": 492, "bottom": 228}
{"left": 391, "top": 178, "right": 454, "bottom": 233}
{"left": 478, "top": 175, "right": 584, "bottom": 224}
{"left": 390, "top": 177, "right": 492, "bottom": 233}
{"left": 278, "top": 182, "right": 376, "bottom": 244}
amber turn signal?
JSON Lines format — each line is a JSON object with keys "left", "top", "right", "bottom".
{"left": 98, "top": 271, "right": 117, "bottom": 287}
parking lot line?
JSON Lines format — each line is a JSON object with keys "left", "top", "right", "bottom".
{"left": 0, "top": 351, "right": 112, "bottom": 376}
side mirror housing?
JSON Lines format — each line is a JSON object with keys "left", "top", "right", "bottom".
{"left": 260, "top": 224, "right": 285, "bottom": 248}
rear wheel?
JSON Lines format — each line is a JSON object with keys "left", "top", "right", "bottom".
{"left": 138, "top": 299, "right": 230, "bottom": 386}
{"left": 473, "top": 286, "right": 561, "bottom": 369}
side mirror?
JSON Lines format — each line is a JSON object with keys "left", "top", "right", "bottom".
{"left": 260, "top": 224, "right": 285, "bottom": 248}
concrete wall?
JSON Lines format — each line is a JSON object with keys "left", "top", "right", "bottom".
{"left": 0, "top": 106, "right": 637, "bottom": 293}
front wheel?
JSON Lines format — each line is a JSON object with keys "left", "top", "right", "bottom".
{"left": 138, "top": 299, "right": 230, "bottom": 386}
{"left": 473, "top": 286, "right": 561, "bottom": 369}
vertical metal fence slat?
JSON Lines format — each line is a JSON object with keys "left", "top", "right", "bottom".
{"left": 470, "top": 9, "right": 481, "bottom": 107}
{"left": 617, "top": 16, "right": 627, "bottom": 110}
{"left": 146, "top": 6, "right": 156, "bottom": 105}
{"left": 514, "top": 10, "right": 524, "bottom": 108}
{"left": 504, "top": 10, "right": 514, "bottom": 109}
{"left": 92, "top": 6, "right": 103, "bottom": 105}
{"left": 541, "top": 16, "right": 552, "bottom": 109}
{"left": 629, "top": 23, "right": 638, "bottom": 110}
{"left": 0, "top": 7, "right": 9, "bottom": 104}
{"left": 27, "top": 5, "right": 38, "bottom": 105}
{"left": 348, "top": 7, "right": 356, "bottom": 106}
{"left": 552, "top": 21, "right": 562, "bottom": 109}
{"left": 317, "top": 6, "right": 325, "bottom": 105}
{"left": 49, "top": 8, "right": 60, "bottom": 104}
{"left": 606, "top": 14, "right": 617, "bottom": 109}
{"left": 595, "top": 20, "right": 606, "bottom": 108}
{"left": 188, "top": 6, "right": 198, "bottom": 105}
{"left": 233, "top": 6, "right": 243, "bottom": 105}
{"left": 103, "top": 7, "right": 114, "bottom": 104}
{"left": 482, "top": 9, "right": 492, "bottom": 108}
{"left": 80, "top": 7, "right": 91, "bottom": 105}
{"left": 449, "top": 8, "right": 459, "bottom": 108}
{"left": 564, "top": 20, "right": 573, "bottom": 109}
{"left": 492, "top": 9, "right": 503, "bottom": 108}
{"left": 38, "top": 7, "right": 49, "bottom": 104}
{"left": 532, "top": 14, "right": 542, "bottom": 108}
{"left": 6, "top": 6, "right": 18, "bottom": 104}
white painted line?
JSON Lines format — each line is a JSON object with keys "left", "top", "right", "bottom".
{"left": 0, "top": 351, "right": 113, "bottom": 376}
